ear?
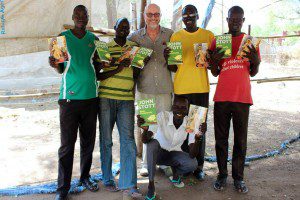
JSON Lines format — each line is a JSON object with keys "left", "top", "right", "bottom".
{"left": 72, "top": 14, "right": 74, "bottom": 20}
{"left": 242, "top": 17, "right": 245, "bottom": 23}
{"left": 226, "top": 18, "right": 229, "bottom": 23}
{"left": 114, "top": 25, "right": 116, "bottom": 31}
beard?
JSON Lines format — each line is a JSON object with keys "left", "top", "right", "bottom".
{"left": 148, "top": 23, "right": 159, "bottom": 29}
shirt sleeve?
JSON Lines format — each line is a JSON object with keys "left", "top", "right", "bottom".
{"left": 148, "top": 111, "right": 163, "bottom": 135}
{"left": 127, "top": 33, "right": 137, "bottom": 44}
{"left": 148, "top": 124, "right": 158, "bottom": 135}
{"left": 188, "top": 133, "right": 195, "bottom": 145}
{"left": 170, "top": 32, "right": 176, "bottom": 42}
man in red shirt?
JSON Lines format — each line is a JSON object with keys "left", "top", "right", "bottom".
{"left": 209, "top": 6, "right": 261, "bottom": 193}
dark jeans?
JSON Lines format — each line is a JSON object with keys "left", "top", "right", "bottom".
{"left": 214, "top": 102, "right": 250, "bottom": 181}
{"left": 57, "top": 98, "right": 98, "bottom": 195}
{"left": 177, "top": 93, "right": 209, "bottom": 170}
{"left": 147, "top": 139, "right": 198, "bottom": 181}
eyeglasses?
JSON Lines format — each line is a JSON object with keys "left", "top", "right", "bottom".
{"left": 182, "top": 13, "right": 198, "bottom": 19}
{"left": 146, "top": 13, "right": 161, "bottom": 18}
{"left": 227, "top": 18, "right": 244, "bottom": 23}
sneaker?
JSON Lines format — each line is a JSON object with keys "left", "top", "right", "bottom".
{"left": 213, "top": 176, "right": 227, "bottom": 191}
{"left": 234, "top": 180, "right": 248, "bottom": 194}
{"left": 139, "top": 167, "right": 149, "bottom": 177}
{"left": 194, "top": 170, "right": 205, "bottom": 181}
{"left": 169, "top": 176, "right": 185, "bottom": 188}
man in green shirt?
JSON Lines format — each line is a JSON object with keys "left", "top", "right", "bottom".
{"left": 49, "top": 5, "right": 99, "bottom": 200}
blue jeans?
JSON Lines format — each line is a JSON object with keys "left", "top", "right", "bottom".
{"left": 99, "top": 98, "right": 137, "bottom": 189}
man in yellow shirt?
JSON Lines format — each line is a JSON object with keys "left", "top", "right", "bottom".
{"left": 165, "top": 4, "right": 214, "bottom": 181}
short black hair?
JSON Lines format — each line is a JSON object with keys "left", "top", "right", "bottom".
{"left": 73, "top": 5, "right": 88, "bottom": 13}
{"left": 228, "top": 6, "right": 244, "bottom": 16}
{"left": 182, "top": 4, "right": 198, "bottom": 14}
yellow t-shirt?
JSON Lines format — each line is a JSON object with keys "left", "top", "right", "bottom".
{"left": 171, "top": 28, "right": 214, "bottom": 94}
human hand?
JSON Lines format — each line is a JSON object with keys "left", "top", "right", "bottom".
{"left": 208, "top": 47, "right": 224, "bottom": 70}
{"left": 243, "top": 44, "right": 260, "bottom": 66}
{"left": 143, "top": 56, "right": 151, "bottom": 66}
{"left": 119, "top": 58, "right": 131, "bottom": 68}
{"left": 163, "top": 47, "right": 171, "bottom": 62}
{"left": 49, "top": 56, "right": 59, "bottom": 69}
{"left": 137, "top": 115, "right": 149, "bottom": 131}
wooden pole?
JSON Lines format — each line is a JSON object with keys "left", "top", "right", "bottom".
{"left": 248, "top": 24, "right": 251, "bottom": 35}
{"left": 139, "top": 0, "right": 147, "bottom": 29}
{"left": 171, "top": 0, "right": 183, "bottom": 31}
{"left": 131, "top": 2, "right": 138, "bottom": 31}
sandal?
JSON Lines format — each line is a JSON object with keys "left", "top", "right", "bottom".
{"left": 104, "top": 183, "right": 119, "bottom": 192}
{"left": 80, "top": 178, "right": 99, "bottom": 192}
{"left": 234, "top": 180, "right": 248, "bottom": 194}
{"left": 213, "top": 176, "right": 227, "bottom": 191}
{"left": 123, "top": 187, "right": 143, "bottom": 198}
{"left": 145, "top": 193, "right": 156, "bottom": 200}
{"left": 169, "top": 176, "right": 185, "bottom": 188}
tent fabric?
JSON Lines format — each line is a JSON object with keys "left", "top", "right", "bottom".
{"left": 0, "top": 0, "right": 91, "bottom": 57}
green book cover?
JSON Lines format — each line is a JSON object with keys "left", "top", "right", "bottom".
{"left": 131, "top": 47, "right": 153, "bottom": 69}
{"left": 167, "top": 42, "right": 183, "bottom": 65}
{"left": 137, "top": 98, "right": 157, "bottom": 126}
{"left": 95, "top": 40, "right": 111, "bottom": 63}
{"left": 216, "top": 34, "right": 232, "bottom": 58}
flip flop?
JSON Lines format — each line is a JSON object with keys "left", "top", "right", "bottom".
{"left": 169, "top": 176, "right": 185, "bottom": 188}
{"left": 104, "top": 183, "right": 120, "bottom": 192}
{"left": 124, "top": 188, "right": 143, "bottom": 198}
{"left": 145, "top": 193, "right": 156, "bottom": 200}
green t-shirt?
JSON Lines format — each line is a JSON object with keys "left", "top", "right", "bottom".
{"left": 59, "top": 30, "right": 98, "bottom": 100}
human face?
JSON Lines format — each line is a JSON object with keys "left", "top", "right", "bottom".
{"left": 227, "top": 11, "right": 245, "bottom": 35}
{"left": 172, "top": 97, "right": 189, "bottom": 119}
{"left": 182, "top": 6, "right": 198, "bottom": 30}
{"left": 115, "top": 19, "right": 130, "bottom": 38}
{"left": 72, "top": 7, "right": 88, "bottom": 29}
{"left": 144, "top": 4, "right": 161, "bottom": 29}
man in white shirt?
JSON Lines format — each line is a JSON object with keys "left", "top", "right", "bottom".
{"left": 137, "top": 96, "right": 206, "bottom": 200}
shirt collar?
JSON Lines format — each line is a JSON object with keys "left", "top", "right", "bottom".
{"left": 167, "top": 112, "right": 187, "bottom": 128}
{"left": 111, "top": 38, "right": 130, "bottom": 47}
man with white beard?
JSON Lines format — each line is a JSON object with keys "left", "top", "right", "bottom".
{"left": 128, "top": 3, "right": 174, "bottom": 176}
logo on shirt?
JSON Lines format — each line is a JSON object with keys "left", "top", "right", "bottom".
{"left": 221, "top": 59, "right": 246, "bottom": 72}
{"left": 88, "top": 43, "right": 94, "bottom": 48}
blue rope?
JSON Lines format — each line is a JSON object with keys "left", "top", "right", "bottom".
{"left": 204, "top": 134, "right": 300, "bottom": 162}
{"left": 0, "top": 163, "right": 120, "bottom": 197}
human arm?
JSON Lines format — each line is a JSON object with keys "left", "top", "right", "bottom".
{"left": 98, "top": 58, "right": 130, "bottom": 81}
{"left": 244, "top": 44, "right": 261, "bottom": 77}
{"left": 137, "top": 115, "right": 154, "bottom": 144}
{"left": 188, "top": 122, "right": 207, "bottom": 158}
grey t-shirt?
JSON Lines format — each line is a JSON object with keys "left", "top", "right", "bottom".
{"left": 128, "top": 26, "right": 174, "bottom": 94}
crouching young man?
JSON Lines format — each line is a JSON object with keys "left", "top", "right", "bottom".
{"left": 137, "top": 96, "right": 206, "bottom": 200}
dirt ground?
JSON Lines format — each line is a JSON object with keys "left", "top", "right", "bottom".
{"left": 0, "top": 62, "right": 300, "bottom": 200}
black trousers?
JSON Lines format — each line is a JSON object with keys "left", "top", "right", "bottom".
{"left": 177, "top": 93, "right": 209, "bottom": 170}
{"left": 57, "top": 98, "right": 99, "bottom": 195}
{"left": 214, "top": 102, "right": 250, "bottom": 181}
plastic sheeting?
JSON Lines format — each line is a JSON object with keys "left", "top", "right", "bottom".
{"left": 0, "top": 0, "right": 91, "bottom": 57}
{"left": 0, "top": 163, "right": 120, "bottom": 196}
